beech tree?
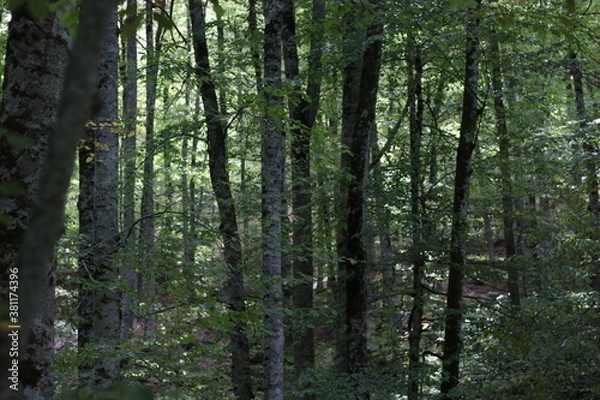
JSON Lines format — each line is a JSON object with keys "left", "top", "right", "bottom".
{"left": 262, "top": 0, "right": 285, "bottom": 398}
{"left": 0, "top": 0, "right": 119, "bottom": 397}
{"left": 440, "top": 0, "right": 482, "bottom": 396}
{"left": 188, "top": 0, "right": 253, "bottom": 397}
{"left": 0, "top": 5, "right": 70, "bottom": 398}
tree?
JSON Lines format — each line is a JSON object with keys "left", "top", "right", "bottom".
{"left": 0, "top": 5, "right": 70, "bottom": 399}
{"left": 120, "top": 0, "right": 139, "bottom": 344}
{"left": 262, "top": 0, "right": 286, "bottom": 398}
{"left": 406, "top": 32, "right": 425, "bottom": 400}
{"left": 140, "top": 0, "right": 162, "bottom": 338}
{"left": 440, "top": 0, "right": 482, "bottom": 397}
{"left": 281, "top": 0, "right": 324, "bottom": 396}
{"left": 0, "top": 0, "right": 119, "bottom": 397}
{"left": 337, "top": 2, "right": 384, "bottom": 398}
{"left": 77, "top": 6, "right": 120, "bottom": 387}
{"left": 489, "top": 29, "right": 520, "bottom": 307}
{"left": 188, "top": 0, "right": 254, "bottom": 397}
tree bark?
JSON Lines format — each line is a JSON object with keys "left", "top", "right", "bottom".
{"left": 262, "top": 1, "right": 285, "bottom": 398}
{"left": 188, "top": 1, "right": 254, "bottom": 398}
{"left": 1, "top": 0, "right": 118, "bottom": 398}
{"left": 92, "top": 8, "right": 120, "bottom": 387}
{"left": 281, "top": 0, "right": 324, "bottom": 397}
{"left": 78, "top": 7, "right": 120, "bottom": 387}
{"left": 406, "top": 34, "right": 425, "bottom": 400}
{"left": 338, "top": 3, "right": 383, "bottom": 398}
{"left": 440, "top": 1, "right": 481, "bottom": 397}
{"left": 335, "top": 5, "right": 366, "bottom": 374}
{"left": 120, "top": 0, "right": 139, "bottom": 344}
{"left": 0, "top": 6, "right": 70, "bottom": 399}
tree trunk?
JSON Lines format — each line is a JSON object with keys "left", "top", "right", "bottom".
{"left": 141, "top": 0, "right": 160, "bottom": 337}
{"left": 338, "top": 3, "right": 383, "bottom": 397}
{"left": 2, "top": 0, "right": 118, "bottom": 397}
{"left": 78, "top": 7, "right": 120, "bottom": 387}
{"left": 262, "top": 1, "right": 285, "bottom": 398}
{"left": 247, "top": 0, "right": 262, "bottom": 93}
{"left": 91, "top": 8, "right": 120, "bottom": 387}
{"left": 0, "top": 6, "right": 70, "bottom": 399}
{"left": 489, "top": 32, "right": 520, "bottom": 307}
{"left": 440, "top": 2, "right": 482, "bottom": 398}
{"left": 120, "top": 0, "right": 139, "bottom": 344}
{"left": 406, "top": 34, "right": 425, "bottom": 400}
{"left": 281, "top": 0, "right": 324, "bottom": 397}
{"left": 188, "top": 1, "right": 254, "bottom": 398}
{"left": 335, "top": 5, "right": 366, "bottom": 373}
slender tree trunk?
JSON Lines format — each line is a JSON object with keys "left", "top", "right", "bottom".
{"left": 121, "top": 0, "right": 139, "bottom": 344}
{"left": 188, "top": 1, "right": 254, "bottom": 398}
{"left": 490, "top": 32, "right": 520, "bottom": 307}
{"left": 0, "top": 6, "right": 70, "bottom": 399}
{"left": 440, "top": 1, "right": 482, "bottom": 397}
{"left": 141, "top": 0, "right": 159, "bottom": 337}
{"left": 406, "top": 34, "right": 425, "bottom": 400}
{"left": 248, "top": 0, "right": 262, "bottom": 93}
{"left": 569, "top": 52, "right": 599, "bottom": 214}
{"left": 262, "top": 1, "right": 285, "bottom": 398}
{"left": 281, "top": 0, "right": 324, "bottom": 397}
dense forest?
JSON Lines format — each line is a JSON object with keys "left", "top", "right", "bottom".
{"left": 0, "top": 0, "right": 599, "bottom": 399}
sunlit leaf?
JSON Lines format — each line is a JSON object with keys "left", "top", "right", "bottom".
{"left": 208, "top": 0, "right": 225, "bottom": 16}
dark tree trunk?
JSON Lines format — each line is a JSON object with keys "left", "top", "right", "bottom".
{"left": 281, "top": 0, "right": 324, "bottom": 397}
{"left": 262, "top": 1, "right": 285, "bottom": 398}
{"left": 0, "top": 6, "right": 70, "bottom": 399}
{"left": 406, "top": 34, "right": 425, "bottom": 400}
{"left": 440, "top": 1, "right": 482, "bottom": 397}
{"left": 338, "top": 3, "right": 383, "bottom": 398}
{"left": 490, "top": 32, "right": 520, "bottom": 307}
{"left": 335, "top": 5, "right": 366, "bottom": 373}
{"left": 188, "top": 1, "right": 254, "bottom": 398}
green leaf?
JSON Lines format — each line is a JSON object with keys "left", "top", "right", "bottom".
{"left": 27, "top": 0, "right": 51, "bottom": 19}
{"left": 59, "top": 9, "right": 80, "bottom": 36}
{"left": 566, "top": 0, "right": 576, "bottom": 13}
{"left": 208, "top": 0, "right": 225, "bottom": 16}
{"left": 5, "top": 0, "right": 26, "bottom": 12}
{"left": 153, "top": 10, "right": 175, "bottom": 31}
{"left": 449, "top": 0, "right": 478, "bottom": 9}
{"left": 121, "top": 12, "right": 144, "bottom": 40}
